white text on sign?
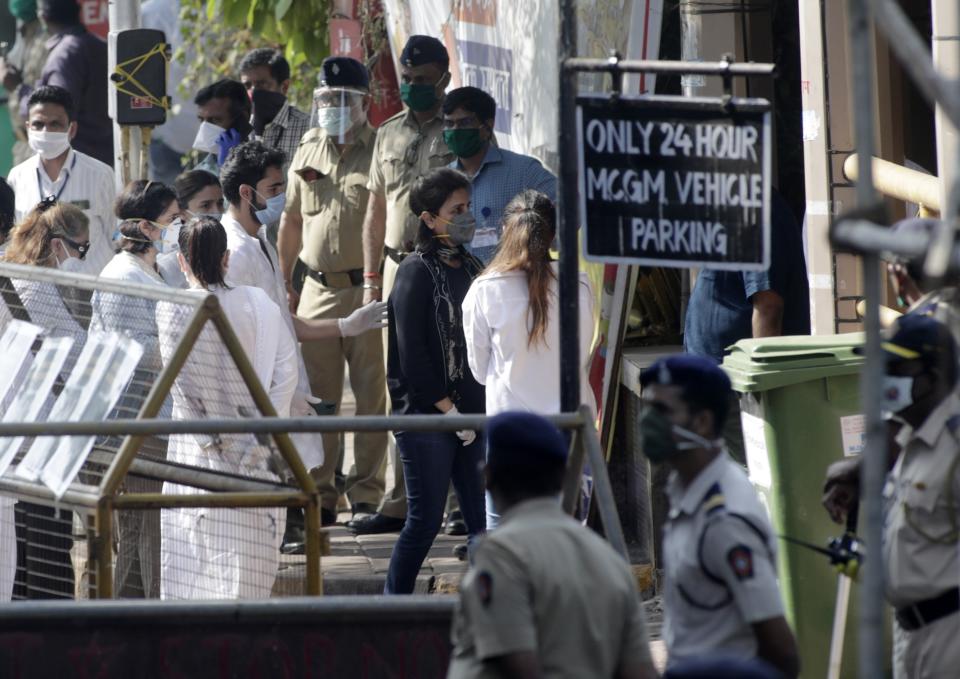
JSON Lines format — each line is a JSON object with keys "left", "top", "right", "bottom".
{"left": 584, "top": 120, "right": 759, "bottom": 161}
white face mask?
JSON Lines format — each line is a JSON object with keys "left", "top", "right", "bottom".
{"left": 316, "top": 106, "right": 361, "bottom": 137}
{"left": 28, "top": 130, "right": 71, "bottom": 160}
{"left": 672, "top": 424, "right": 723, "bottom": 451}
{"left": 192, "top": 121, "right": 225, "bottom": 154}
{"left": 882, "top": 375, "right": 915, "bottom": 414}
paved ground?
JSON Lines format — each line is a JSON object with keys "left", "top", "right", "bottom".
{"left": 277, "top": 378, "right": 667, "bottom": 665}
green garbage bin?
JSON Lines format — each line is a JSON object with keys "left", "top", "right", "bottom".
{"left": 723, "top": 333, "right": 890, "bottom": 679}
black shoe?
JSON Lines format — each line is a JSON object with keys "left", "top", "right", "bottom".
{"left": 351, "top": 502, "right": 379, "bottom": 517}
{"left": 445, "top": 510, "right": 467, "bottom": 536}
{"left": 321, "top": 508, "right": 338, "bottom": 527}
{"left": 280, "top": 508, "right": 306, "bottom": 554}
{"left": 347, "top": 512, "right": 405, "bottom": 535}
{"left": 452, "top": 543, "right": 468, "bottom": 561}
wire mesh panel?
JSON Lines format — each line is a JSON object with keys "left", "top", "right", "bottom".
{"left": 0, "top": 262, "right": 311, "bottom": 602}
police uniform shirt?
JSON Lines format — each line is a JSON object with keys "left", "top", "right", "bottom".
{"left": 286, "top": 124, "right": 375, "bottom": 274}
{"left": 448, "top": 498, "right": 651, "bottom": 679}
{"left": 883, "top": 390, "right": 960, "bottom": 609}
{"left": 365, "top": 109, "right": 454, "bottom": 252}
{"left": 662, "top": 453, "right": 785, "bottom": 666}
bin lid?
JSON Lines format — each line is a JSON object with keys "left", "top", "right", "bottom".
{"left": 722, "top": 333, "right": 865, "bottom": 392}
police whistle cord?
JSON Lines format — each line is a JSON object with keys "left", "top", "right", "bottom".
{"left": 779, "top": 505, "right": 863, "bottom": 579}
{"left": 110, "top": 43, "right": 171, "bottom": 112}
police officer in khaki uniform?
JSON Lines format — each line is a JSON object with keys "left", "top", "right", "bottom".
{"left": 278, "top": 56, "right": 386, "bottom": 522}
{"left": 823, "top": 314, "right": 960, "bottom": 678}
{"left": 448, "top": 411, "right": 657, "bottom": 679}
{"left": 354, "top": 35, "right": 456, "bottom": 534}
{"left": 640, "top": 355, "right": 799, "bottom": 678}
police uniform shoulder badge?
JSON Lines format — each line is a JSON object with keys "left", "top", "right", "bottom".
{"left": 727, "top": 544, "right": 754, "bottom": 580}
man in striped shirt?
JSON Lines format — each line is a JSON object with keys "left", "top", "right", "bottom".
{"left": 6, "top": 85, "right": 115, "bottom": 274}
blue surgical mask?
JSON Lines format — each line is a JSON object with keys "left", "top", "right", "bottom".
{"left": 251, "top": 189, "right": 286, "bottom": 225}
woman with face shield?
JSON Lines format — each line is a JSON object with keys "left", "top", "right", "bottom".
{"left": 383, "top": 167, "right": 487, "bottom": 594}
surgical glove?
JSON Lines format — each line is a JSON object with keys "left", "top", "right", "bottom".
{"left": 337, "top": 300, "right": 388, "bottom": 337}
{"left": 216, "top": 128, "right": 243, "bottom": 166}
{"left": 445, "top": 404, "right": 476, "bottom": 446}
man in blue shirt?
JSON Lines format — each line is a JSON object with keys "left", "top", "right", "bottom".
{"left": 683, "top": 190, "right": 810, "bottom": 459}
{"left": 442, "top": 87, "right": 556, "bottom": 264}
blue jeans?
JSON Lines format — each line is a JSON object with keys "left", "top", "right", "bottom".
{"left": 384, "top": 430, "right": 486, "bottom": 594}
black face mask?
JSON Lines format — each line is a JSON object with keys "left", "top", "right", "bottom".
{"left": 251, "top": 89, "right": 287, "bottom": 136}
{"left": 232, "top": 111, "right": 253, "bottom": 141}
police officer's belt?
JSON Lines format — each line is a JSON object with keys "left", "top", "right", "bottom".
{"left": 384, "top": 245, "right": 412, "bottom": 264}
{"left": 895, "top": 587, "right": 960, "bottom": 631}
{"left": 304, "top": 267, "right": 363, "bottom": 288}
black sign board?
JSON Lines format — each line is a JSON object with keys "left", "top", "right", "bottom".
{"left": 577, "top": 95, "right": 771, "bottom": 270}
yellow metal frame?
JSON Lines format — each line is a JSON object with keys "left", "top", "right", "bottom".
{"left": 94, "top": 293, "right": 322, "bottom": 598}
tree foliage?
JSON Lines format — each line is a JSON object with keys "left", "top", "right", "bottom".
{"left": 175, "top": 0, "right": 331, "bottom": 112}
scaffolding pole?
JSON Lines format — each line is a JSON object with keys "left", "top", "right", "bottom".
{"left": 847, "top": 1, "right": 886, "bottom": 677}
{"left": 557, "top": 0, "right": 580, "bottom": 413}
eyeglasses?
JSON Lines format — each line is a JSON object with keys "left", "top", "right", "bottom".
{"left": 442, "top": 115, "right": 481, "bottom": 130}
{"left": 61, "top": 236, "right": 90, "bottom": 260}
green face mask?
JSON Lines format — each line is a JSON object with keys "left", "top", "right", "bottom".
{"left": 400, "top": 82, "right": 439, "bottom": 112}
{"left": 444, "top": 128, "right": 486, "bottom": 158}
{"left": 639, "top": 407, "right": 679, "bottom": 464}
{"left": 639, "top": 406, "right": 718, "bottom": 463}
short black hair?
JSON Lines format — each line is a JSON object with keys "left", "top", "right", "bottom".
{"left": 239, "top": 48, "right": 291, "bottom": 85}
{"left": 174, "top": 170, "right": 221, "bottom": 210}
{"left": 409, "top": 168, "right": 471, "bottom": 252}
{"left": 38, "top": 0, "right": 81, "bottom": 25}
{"left": 194, "top": 79, "right": 250, "bottom": 118}
{"left": 27, "top": 85, "right": 75, "bottom": 121}
{"left": 442, "top": 86, "right": 496, "bottom": 123}
{"left": 0, "top": 178, "right": 15, "bottom": 242}
{"left": 219, "top": 140, "right": 286, "bottom": 206}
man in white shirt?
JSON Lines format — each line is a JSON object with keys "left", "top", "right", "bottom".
{"left": 6, "top": 85, "right": 114, "bottom": 274}
{"left": 218, "top": 140, "right": 331, "bottom": 527}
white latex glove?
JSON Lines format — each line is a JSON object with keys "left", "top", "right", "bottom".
{"left": 445, "top": 404, "right": 476, "bottom": 446}
{"left": 337, "top": 300, "right": 388, "bottom": 337}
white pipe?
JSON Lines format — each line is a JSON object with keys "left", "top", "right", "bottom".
{"left": 933, "top": 0, "right": 960, "bottom": 215}
{"left": 107, "top": 0, "right": 142, "bottom": 190}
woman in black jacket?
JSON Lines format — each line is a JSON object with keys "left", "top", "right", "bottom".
{"left": 384, "top": 168, "right": 486, "bottom": 594}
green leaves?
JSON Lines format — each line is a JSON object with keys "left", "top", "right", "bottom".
{"left": 274, "top": 0, "right": 293, "bottom": 23}
{"left": 177, "top": 0, "right": 327, "bottom": 111}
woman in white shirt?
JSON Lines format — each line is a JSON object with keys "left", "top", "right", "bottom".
{"left": 158, "top": 216, "right": 299, "bottom": 600}
{"left": 462, "top": 190, "right": 595, "bottom": 528}
{"left": 157, "top": 216, "right": 381, "bottom": 599}
{"left": 92, "top": 179, "right": 179, "bottom": 599}
{"left": 1, "top": 199, "right": 92, "bottom": 600}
